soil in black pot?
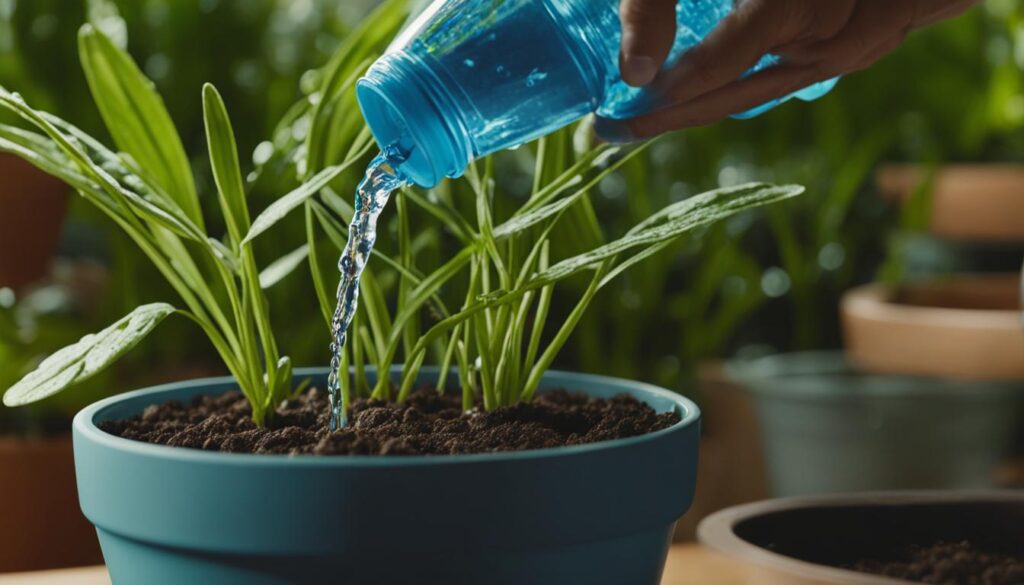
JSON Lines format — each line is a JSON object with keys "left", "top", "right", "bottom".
{"left": 847, "top": 540, "right": 1024, "bottom": 585}
{"left": 99, "top": 387, "right": 680, "bottom": 456}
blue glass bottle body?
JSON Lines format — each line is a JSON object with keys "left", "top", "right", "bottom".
{"left": 356, "top": 0, "right": 838, "bottom": 188}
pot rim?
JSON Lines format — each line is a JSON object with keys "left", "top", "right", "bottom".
{"left": 724, "top": 351, "right": 1023, "bottom": 398}
{"left": 698, "top": 490, "right": 1024, "bottom": 585}
{"left": 73, "top": 366, "right": 699, "bottom": 467}
{"left": 842, "top": 278, "right": 1021, "bottom": 329}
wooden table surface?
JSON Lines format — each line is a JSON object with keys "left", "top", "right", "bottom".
{"left": 0, "top": 543, "right": 750, "bottom": 584}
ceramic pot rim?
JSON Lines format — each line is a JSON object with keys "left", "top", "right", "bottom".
{"left": 724, "top": 351, "right": 1023, "bottom": 398}
{"left": 74, "top": 366, "right": 699, "bottom": 467}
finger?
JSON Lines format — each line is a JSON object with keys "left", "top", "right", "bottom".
{"left": 653, "top": 0, "right": 846, "bottom": 105}
{"left": 848, "top": 28, "right": 907, "bottom": 71}
{"left": 618, "top": 0, "right": 679, "bottom": 86}
{"left": 601, "top": 62, "right": 836, "bottom": 141}
{"left": 650, "top": 0, "right": 780, "bottom": 103}
{"left": 780, "top": 0, "right": 910, "bottom": 69}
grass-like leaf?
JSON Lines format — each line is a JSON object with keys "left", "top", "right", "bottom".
{"left": 259, "top": 245, "right": 310, "bottom": 290}
{"left": 78, "top": 24, "right": 202, "bottom": 227}
{"left": 242, "top": 142, "right": 372, "bottom": 245}
{"left": 532, "top": 183, "right": 805, "bottom": 287}
{"left": 3, "top": 303, "right": 175, "bottom": 406}
{"left": 203, "top": 84, "right": 252, "bottom": 247}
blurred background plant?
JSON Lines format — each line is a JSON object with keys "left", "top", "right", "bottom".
{"left": 1, "top": 0, "right": 1022, "bottom": 428}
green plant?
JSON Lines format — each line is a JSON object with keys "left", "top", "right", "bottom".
{"left": 1, "top": 1, "right": 802, "bottom": 424}
{"left": 0, "top": 21, "right": 346, "bottom": 425}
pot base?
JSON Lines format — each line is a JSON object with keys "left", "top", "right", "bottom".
{"left": 99, "top": 525, "right": 674, "bottom": 585}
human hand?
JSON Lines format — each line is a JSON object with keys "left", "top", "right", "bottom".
{"left": 597, "top": 0, "right": 980, "bottom": 142}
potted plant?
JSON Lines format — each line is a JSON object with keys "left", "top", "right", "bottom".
{"left": 698, "top": 491, "right": 1024, "bottom": 585}
{"left": 0, "top": 6, "right": 803, "bottom": 584}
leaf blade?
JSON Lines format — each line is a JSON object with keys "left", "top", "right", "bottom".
{"left": 259, "top": 245, "right": 310, "bottom": 290}
{"left": 78, "top": 24, "right": 201, "bottom": 226}
{"left": 3, "top": 303, "right": 175, "bottom": 406}
{"left": 242, "top": 141, "right": 372, "bottom": 245}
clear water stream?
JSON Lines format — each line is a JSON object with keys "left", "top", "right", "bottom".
{"left": 327, "top": 146, "right": 408, "bottom": 430}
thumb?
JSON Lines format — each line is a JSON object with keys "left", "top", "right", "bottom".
{"left": 619, "top": 0, "right": 678, "bottom": 87}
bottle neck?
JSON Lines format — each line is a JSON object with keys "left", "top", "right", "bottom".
{"left": 356, "top": 51, "right": 472, "bottom": 188}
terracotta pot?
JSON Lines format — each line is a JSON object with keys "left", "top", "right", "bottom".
{"left": 841, "top": 274, "right": 1024, "bottom": 380}
{"left": 698, "top": 491, "right": 1024, "bottom": 585}
{"left": 0, "top": 153, "right": 68, "bottom": 291}
{"left": 877, "top": 164, "right": 1024, "bottom": 242}
{"left": 0, "top": 434, "right": 102, "bottom": 572}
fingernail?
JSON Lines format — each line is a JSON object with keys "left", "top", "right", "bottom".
{"left": 621, "top": 54, "right": 659, "bottom": 87}
{"left": 594, "top": 117, "right": 637, "bottom": 144}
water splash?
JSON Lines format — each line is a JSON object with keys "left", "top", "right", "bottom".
{"left": 327, "top": 146, "right": 408, "bottom": 430}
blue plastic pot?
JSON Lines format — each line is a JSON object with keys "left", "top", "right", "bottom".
{"left": 73, "top": 368, "right": 700, "bottom": 585}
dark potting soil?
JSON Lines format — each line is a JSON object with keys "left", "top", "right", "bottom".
{"left": 847, "top": 540, "right": 1024, "bottom": 585}
{"left": 98, "top": 387, "right": 680, "bottom": 456}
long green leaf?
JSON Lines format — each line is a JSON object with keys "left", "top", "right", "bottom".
{"left": 78, "top": 24, "right": 201, "bottom": 226}
{"left": 242, "top": 140, "right": 373, "bottom": 245}
{"left": 203, "top": 83, "right": 280, "bottom": 407}
{"left": 3, "top": 303, "right": 175, "bottom": 406}
{"left": 305, "top": 0, "right": 408, "bottom": 171}
{"left": 534, "top": 183, "right": 805, "bottom": 286}
{"left": 202, "top": 83, "right": 251, "bottom": 247}
{"left": 305, "top": 202, "right": 335, "bottom": 328}
{"left": 0, "top": 125, "right": 93, "bottom": 189}
{"left": 259, "top": 245, "right": 309, "bottom": 290}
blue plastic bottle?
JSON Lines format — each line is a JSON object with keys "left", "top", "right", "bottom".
{"left": 356, "top": 0, "right": 838, "bottom": 188}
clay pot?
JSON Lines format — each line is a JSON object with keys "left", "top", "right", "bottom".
{"left": 0, "top": 435, "right": 102, "bottom": 572}
{"left": 0, "top": 154, "right": 68, "bottom": 292}
{"left": 877, "top": 164, "right": 1024, "bottom": 242}
{"left": 841, "top": 274, "right": 1024, "bottom": 380}
{"left": 698, "top": 491, "right": 1024, "bottom": 585}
